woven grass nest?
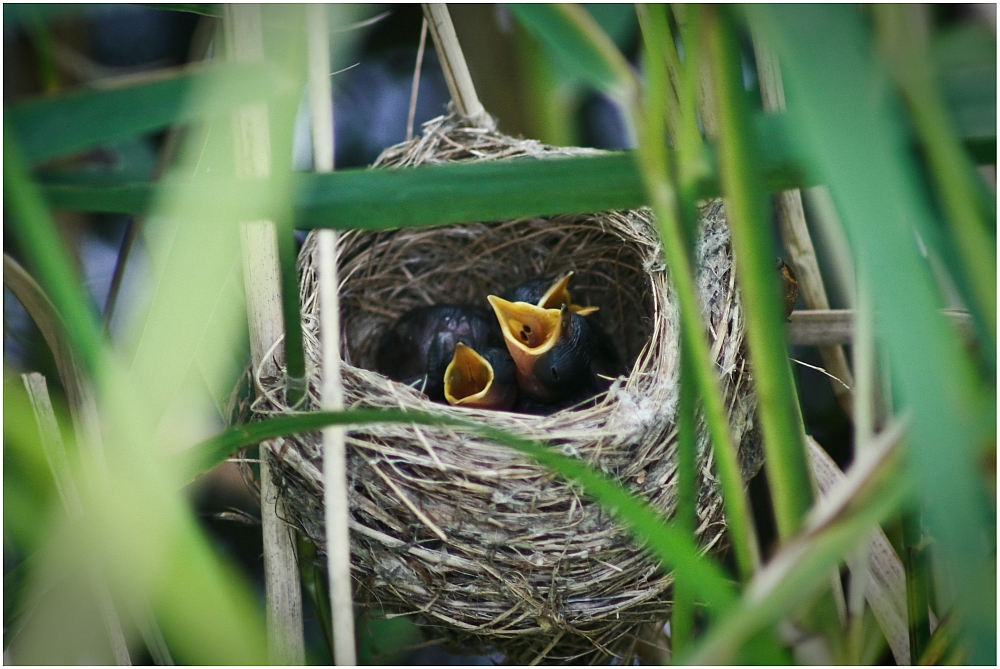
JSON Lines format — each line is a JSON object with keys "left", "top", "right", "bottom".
{"left": 250, "top": 113, "right": 763, "bottom": 664}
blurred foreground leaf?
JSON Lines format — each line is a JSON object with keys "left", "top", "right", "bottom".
{"left": 7, "top": 62, "right": 289, "bottom": 164}
{"left": 507, "top": 4, "right": 636, "bottom": 100}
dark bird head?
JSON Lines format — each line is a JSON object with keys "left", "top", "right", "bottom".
{"left": 375, "top": 304, "right": 503, "bottom": 402}
{"left": 443, "top": 343, "right": 518, "bottom": 410}
{"left": 501, "top": 272, "right": 599, "bottom": 316}
{"left": 486, "top": 296, "right": 592, "bottom": 402}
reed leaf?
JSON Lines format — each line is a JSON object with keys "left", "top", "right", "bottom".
{"left": 506, "top": 4, "right": 637, "bottom": 101}
{"left": 5, "top": 90, "right": 271, "bottom": 669}
{"left": 4, "top": 126, "right": 105, "bottom": 378}
{"left": 705, "top": 5, "right": 813, "bottom": 540}
{"left": 633, "top": 4, "right": 761, "bottom": 583}
{"left": 7, "top": 62, "right": 288, "bottom": 165}
{"left": 875, "top": 4, "right": 997, "bottom": 344}
{"left": 39, "top": 134, "right": 813, "bottom": 220}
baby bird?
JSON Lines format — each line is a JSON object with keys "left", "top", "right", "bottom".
{"left": 375, "top": 304, "right": 505, "bottom": 402}
{"left": 443, "top": 342, "right": 518, "bottom": 410}
{"left": 486, "top": 296, "right": 623, "bottom": 404}
{"left": 500, "top": 271, "right": 599, "bottom": 316}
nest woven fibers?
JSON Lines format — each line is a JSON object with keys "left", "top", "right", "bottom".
{"left": 250, "top": 113, "right": 763, "bottom": 664}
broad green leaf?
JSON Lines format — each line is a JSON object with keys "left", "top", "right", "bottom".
{"left": 40, "top": 153, "right": 648, "bottom": 221}
{"left": 508, "top": 4, "right": 636, "bottom": 99}
{"left": 38, "top": 138, "right": 811, "bottom": 222}
{"left": 7, "top": 61, "right": 288, "bottom": 164}
{"left": 875, "top": 5, "right": 996, "bottom": 344}
{"left": 295, "top": 152, "right": 648, "bottom": 228}
{"left": 36, "top": 182, "right": 157, "bottom": 213}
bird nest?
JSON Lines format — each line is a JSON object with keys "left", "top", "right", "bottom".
{"left": 249, "top": 113, "right": 762, "bottom": 664}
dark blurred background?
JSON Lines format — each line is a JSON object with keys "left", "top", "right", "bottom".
{"left": 4, "top": 4, "right": 995, "bottom": 664}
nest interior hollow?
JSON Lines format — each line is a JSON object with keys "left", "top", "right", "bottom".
{"left": 252, "top": 114, "right": 762, "bottom": 664}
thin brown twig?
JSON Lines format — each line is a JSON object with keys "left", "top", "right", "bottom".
{"left": 406, "top": 19, "right": 429, "bottom": 142}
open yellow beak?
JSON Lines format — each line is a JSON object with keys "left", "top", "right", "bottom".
{"left": 443, "top": 343, "right": 498, "bottom": 408}
{"left": 487, "top": 295, "right": 562, "bottom": 359}
{"left": 486, "top": 295, "right": 568, "bottom": 400}
{"left": 538, "top": 272, "right": 599, "bottom": 316}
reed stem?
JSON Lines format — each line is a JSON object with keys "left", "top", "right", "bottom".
{"left": 223, "top": 4, "right": 304, "bottom": 664}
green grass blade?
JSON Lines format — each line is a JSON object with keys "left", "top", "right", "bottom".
{"left": 39, "top": 182, "right": 157, "bottom": 214}
{"left": 296, "top": 153, "right": 648, "bottom": 228}
{"left": 689, "top": 427, "right": 911, "bottom": 664}
{"left": 40, "top": 177, "right": 274, "bottom": 217}
{"left": 705, "top": 6, "right": 813, "bottom": 540}
{"left": 901, "top": 507, "right": 932, "bottom": 661}
{"left": 6, "top": 105, "right": 270, "bottom": 668}
{"left": 7, "top": 62, "right": 288, "bottom": 164}
{"left": 40, "top": 153, "right": 646, "bottom": 219}
{"left": 39, "top": 127, "right": 809, "bottom": 223}
{"left": 507, "top": 4, "right": 637, "bottom": 100}
{"left": 4, "top": 124, "right": 105, "bottom": 378}
{"left": 875, "top": 4, "right": 996, "bottom": 343}
{"left": 751, "top": 5, "right": 996, "bottom": 662}
{"left": 671, "top": 343, "right": 698, "bottom": 658}
{"left": 633, "top": 5, "right": 761, "bottom": 584}
{"left": 182, "top": 408, "right": 739, "bottom": 613}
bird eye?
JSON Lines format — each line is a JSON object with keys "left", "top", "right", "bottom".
{"left": 551, "top": 367, "right": 559, "bottom": 381}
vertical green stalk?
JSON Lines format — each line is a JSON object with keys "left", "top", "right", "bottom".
{"left": 704, "top": 6, "right": 813, "bottom": 540}
{"left": 635, "top": 6, "right": 760, "bottom": 583}
{"left": 4, "top": 124, "right": 104, "bottom": 379}
{"left": 671, "top": 339, "right": 697, "bottom": 658}
{"left": 663, "top": 6, "right": 710, "bottom": 196}
{"left": 847, "top": 267, "right": 876, "bottom": 663}
{"left": 515, "top": 28, "right": 579, "bottom": 147}
{"left": 902, "top": 507, "right": 931, "bottom": 661}
{"left": 276, "top": 215, "right": 306, "bottom": 405}
{"left": 298, "top": 538, "right": 334, "bottom": 663}
{"left": 261, "top": 5, "right": 309, "bottom": 407}
{"left": 874, "top": 4, "right": 996, "bottom": 344}
{"left": 637, "top": 4, "right": 710, "bottom": 233}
